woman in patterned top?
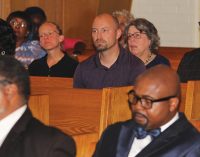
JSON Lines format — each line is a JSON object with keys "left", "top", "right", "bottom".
{"left": 7, "top": 11, "right": 46, "bottom": 68}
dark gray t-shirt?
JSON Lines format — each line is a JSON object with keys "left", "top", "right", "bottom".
{"left": 73, "top": 47, "right": 145, "bottom": 89}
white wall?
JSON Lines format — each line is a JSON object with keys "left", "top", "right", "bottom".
{"left": 131, "top": 0, "right": 200, "bottom": 47}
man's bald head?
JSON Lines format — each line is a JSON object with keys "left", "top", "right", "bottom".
{"left": 93, "top": 13, "right": 120, "bottom": 30}
{"left": 135, "top": 65, "right": 181, "bottom": 98}
{"left": 131, "top": 65, "right": 181, "bottom": 129}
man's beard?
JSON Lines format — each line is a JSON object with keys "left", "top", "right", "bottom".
{"left": 93, "top": 39, "right": 117, "bottom": 53}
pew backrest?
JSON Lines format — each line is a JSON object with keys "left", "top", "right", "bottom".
{"left": 30, "top": 76, "right": 73, "bottom": 95}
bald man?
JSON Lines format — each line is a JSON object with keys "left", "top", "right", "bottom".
{"left": 93, "top": 65, "right": 200, "bottom": 157}
{"left": 73, "top": 13, "right": 145, "bottom": 89}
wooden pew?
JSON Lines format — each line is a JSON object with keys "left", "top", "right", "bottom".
{"left": 184, "top": 81, "right": 200, "bottom": 131}
{"left": 29, "top": 82, "right": 188, "bottom": 157}
{"left": 29, "top": 88, "right": 102, "bottom": 157}
{"left": 30, "top": 76, "right": 73, "bottom": 94}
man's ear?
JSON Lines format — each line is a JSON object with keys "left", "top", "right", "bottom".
{"left": 116, "top": 28, "right": 122, "bottom": 40}
{"left": 169, "top": 97, "right": 179, "bottom": 112}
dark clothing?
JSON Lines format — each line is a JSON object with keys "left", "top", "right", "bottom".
{"left": 93, "top": 113, "right": 200, "bottom": 157}
{"left": 146, "top": 54, "right": 170, "bottom": 69}
{"left": 177, "top": 48, "right": 200, "bottom": 83}
{"left": 73, "top": 47, "right": 145, "bottom": 89}
{"left": 28, "top": 54, "right": 78, "bottom": 77}
{"left": 0, "top": 108, "right": 76, "bottom": 157}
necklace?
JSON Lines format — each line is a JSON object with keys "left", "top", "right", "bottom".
{"left": 144, "top": 53, "right": 152, "bottom": 65}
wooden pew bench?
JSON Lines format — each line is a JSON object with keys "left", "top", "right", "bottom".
{"left": 28, "top": 82, "right": 188, "bottom": 157}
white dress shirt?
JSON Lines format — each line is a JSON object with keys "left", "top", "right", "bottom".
{"left": 0, "top": 105, "right": 27, "bottom": 147}
{"left": 128, "top": 112, "right": 179, "bottom": 157}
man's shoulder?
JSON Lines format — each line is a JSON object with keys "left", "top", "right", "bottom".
{"left": 103, "top": 119, "right": 133, "bottom": 135}
{"left": 78, "top": 54, "right": 97, "bottom": 68}
{"left": 182, "top": 48, "right": 200, "bottom": 59}
{"left": 28, "top": 117, "right": 71, "bottom": 141}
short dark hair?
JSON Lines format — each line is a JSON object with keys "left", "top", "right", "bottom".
{"left": 6, "top": 11, "right": 31, "bottom": 32}
{"left": 0, "top": 56, "right": 30, "bottom": 103}
{"left": 0, "top": 18, "right": 16, "bottom": 56}
{"left": 125, "top": 18, "right": 160, "bottom": 54}
{"left": 24, "top": 6, "right": 47, "bottom": 24}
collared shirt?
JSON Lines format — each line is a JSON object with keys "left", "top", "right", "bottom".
{"left": 0, "top": 105, "right": 27, "bottom": 147}
{"left": 73, "top": 47, "right": 145, "bottom": 89}
{"left": 128, "top": 112, "right": 179, "bottom": 157}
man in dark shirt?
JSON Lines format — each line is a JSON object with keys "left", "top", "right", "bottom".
{"left": 177, "top": 22, "right": 200, "bottom": 83}
{"left": 73, "top": 13, "right": 145, "bottom": 89}
{"left": 177, "top": 48, "right": 200, "bottom": 83}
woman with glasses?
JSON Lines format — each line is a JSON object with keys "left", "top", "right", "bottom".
{"left": 124, "top": 18, "right": 170, "bottom": 69}
{"left": 6, "top": 11, "right": 46, "bottom": 68}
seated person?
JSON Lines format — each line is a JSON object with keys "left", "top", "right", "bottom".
{"left": 177, "top": 22, "right": 200, "bottom": 83}
{"left": 0, "top": 18, "right": 16, "bottom": 56}
{"left": 7, "top": 11, "right": 46, "bottom": 68}
{"left": 93, "top": 65, "right": 200, "bottom": 157}
{"left": 73, "top": 13, "right": 145, "bottom": 89}
{"left": 24, "top": 6, "right": 47, "bottom": 41}
{"left": 28, "top": 22, "right": 78, "bottom": 77}
{"left": 124, "top": 18, "right": 170, "bottom": 69}
{"left": 112, "top": 9, "right": 134, "bottom": 48}
{"left": 0, "top": 56, "right": 76, "bottom": 157}
{"left": 177, "top": 48, "right": 200, "bottom": 83}
{"left": 25, "top": 6, "right": 86, "bottom": 55}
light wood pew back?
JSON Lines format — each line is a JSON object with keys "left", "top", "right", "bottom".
{"left": 28, "top": 83, "right": 187, "bottom": 157}
{"left": 184, "top": 81, "right": 200, "bottom": 131}
{"left": 30, "top": 76, "right": 73, "bottom": 95}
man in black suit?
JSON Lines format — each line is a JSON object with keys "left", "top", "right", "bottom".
{"left": 93, "top": 65, "right": 200, "bottom": 157}
{"left": 0, "top": 56, "right": 76, "bottom": 157}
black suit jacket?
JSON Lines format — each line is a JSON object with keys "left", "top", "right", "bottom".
{"left": 0, "top": 108, "right": 76, "bottom": 157}
{"left": 93, "top": 113, "right": 200, "bottom": 157}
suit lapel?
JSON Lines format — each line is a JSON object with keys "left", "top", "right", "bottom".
{"left": 116, "top": 121, "right": 136, "bottom": 157}
{"left": 136, "top": 113, "right": 190, "bottom": 157}
{"left": 0, "top": 108, "right": 32, "bottom": 156}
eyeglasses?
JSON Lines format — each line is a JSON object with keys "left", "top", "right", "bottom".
{"left": 39, "top": 31, "right": 59, "bottom": 38}
{"left": 0, "top": 79, "right": 12, "bottom": 86}
{"left": 9, "top": 19, "right": 27, "bottom": 28}
{"left": 128, "top": 90, "right": 177, "bottom": 109}
{"left": 127, "top": 32, "right": 146, "bottom": 40}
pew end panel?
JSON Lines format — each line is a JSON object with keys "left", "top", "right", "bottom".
{"left": 29, "top": 94, "right": 50, "bottom": 125}
{"left": 49, "top": 88, "right": 103, "bottom": 136}
{"left": 185, "top": 81, "right": 200, "bottom": 131}
{"left": 99, "top": 86, "right": 133, "bottom": 137}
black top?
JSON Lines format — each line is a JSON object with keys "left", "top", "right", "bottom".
{"left": 73, "top": 47, "right": 146, "bottom": 89}
{"left": 28, "top": 54, "right": 78, "bottom": 77}
{"left": 146, "top": 54, "right": 171, "bottom": 69}
{"left": 177, "top": 48, "right": 200, "bottom": 83}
